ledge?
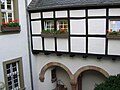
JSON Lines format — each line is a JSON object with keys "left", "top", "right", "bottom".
{"left": 107, "top": 34, "right": 120, "bottom": 39}
{"left": 41, "top": 32, "right": 69, "bottom": 38}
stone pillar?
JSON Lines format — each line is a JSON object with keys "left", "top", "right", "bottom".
{"left": 71, "top": 80, "right": 77, "bottom": 90}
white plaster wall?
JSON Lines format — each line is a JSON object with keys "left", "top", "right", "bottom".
{"left": 55, "top": 11, "right": 67, "bottom": 18}
{"left": 109, "top": 8, "right": 120, "bottom": 16}
{"left": 31, "top": 20, "right": 41, "bottom": 34}
{"left": 88, "top": 9, "right": 106, "bottom": 16}
{"left": 43, "top": 12, "right": 53, "bottom": 18}
{"left": 88, "top": 19, "right": 106, "bottom": 35}
{"left": 0, "top": 0, "right": 31, "bottom": 90}
{"left": 82, "top": 71, "right": 106, "bottom": 90}
{"left": 31, "top": 54, "right": 120, "bottom": 90}
{"left": 44, "top": 38, "right": 55, "bottom": 51}
{"left": 32, "top": 37, "right": 42, "bottom": 50}
{"left": 88, "top": 37, "right": 106, "bottom": 54}
{"left": 70, "top": 19, "right": 86, "bottom": 35}
{"left": 31, "top": 13, "right": 41, "bottom": 19}
{"left": 71, "top": 37, "right": 86, "bottom": 53}
{"left": 108, "top": 40, "right": 120, "bottom": 55}
{"left": 57, "top": 39, "right": 68, "bottom": 52}
{"left": 70, "top": 10, "right": 85, "bottom": 17}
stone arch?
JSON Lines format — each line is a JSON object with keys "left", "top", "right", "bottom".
{"left": 74, "top": 65, "right": 109, "bottom": 83}
{"left": 39, "top": 62, "right": 73, "bottom": 82}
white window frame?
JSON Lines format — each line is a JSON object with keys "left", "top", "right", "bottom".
{"left": 109, "top": 19, "right": 120, "bottom": 32}
{"left": 44, "top": 20, "right": 54, "bottom": 30}
{"left": 3, "top": 57, "right": 25, "bottom": 90}
{"left": 57, "top": 20, "right": 68, "bottom": 30}
{"left": 6, "top": 62, "right": 20, "bottom": 90}
{"left": 1, "top": 0, "right": 14, "bottom": 22}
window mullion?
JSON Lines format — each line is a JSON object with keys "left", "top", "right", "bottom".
{"left": 11, "top": 0, "right": 14, "bottom": 20}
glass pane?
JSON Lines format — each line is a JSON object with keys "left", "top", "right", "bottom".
{"left": 7, "top": 5, "right": 12, "bottom": 10}
{"left": 7, "top": 69, "right": 11, "bottom": 74}
{"left": 6, "top": 64, "right": 10, "bottom": 69}
{"left": 9, "top": 86, "right": 12, "bottom": 89}
{"left": 1, "top": 12, "right": 6, "bottom": 22}
{"left": 8, "top": 81, "right": 12, "bottom": 85}
{"left": 110, "top": 20, "right": 120, "bottom": 32}
{"left": 44, "top": 20, "right": 54, "bottom": 30}
{"left": 12, "top": 63, "right": 16, "bottom": 67}
{"left": 7, "top": 0, "right": 11, "bottom": 4}
{"left": 2, "top": 18, "right": 5, "bottom": 22}
{"left": 8, "top": 76, "right": 12, "bottom": 81}
{"left": 1, "top": 3, "right": 5, "bottom": 9}
{"left": 8, "top": 18, "right": 12, "bottom": 21}
{"left": 14, "top": 83, "right": 18, "bottom": 87}
{"left": 13, "top": 67, "right": 17, "bottom": 72}
{"left": 8, "top": 13, "right": 12, "bottom": 17}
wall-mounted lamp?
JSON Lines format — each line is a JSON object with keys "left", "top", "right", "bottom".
{"left": 0, "top": 82, "right": 5, "bottom": 90}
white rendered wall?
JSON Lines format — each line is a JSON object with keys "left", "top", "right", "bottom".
{"left": 88, "top": 37, "right": 106, "bottom": 54}
{"left": 31, "top": 20, "right": 41, "bottom": 34}
{"left": 70, "top": 19, "right": 86, "bottom": 35}
{"left": 32, "top": 37, "right": 42, "bottom": 50}
{"left": 43, "top": 11, "right": 53, "bottom": 18}
{"left": 44, "top": 38, "right": 55, "bottom": 51}
{"left": 0, "top": 0, "right": 31, "bottom": 90}
{"left": 71, "top": 37, "right": 86, "bottom": 53}
{"left": 70, "top": 10, "right": 85, "bottom": 17}
{"left": 31, "top": 13, "right": 41, "bottom": 19}
{"left": 108, "top": 40, "right": 120, "bottom": 55}
{"left": 88, "top": 9, "right": 106, "bottom": 16}
{"left": 109, "top": 8, "right": 120, "bottom": 16}
{"left": 55, "top": 11, "right": 67, "bottom": 18}
{"left": 88, "top": 19, "right": 106, "bottom": 35}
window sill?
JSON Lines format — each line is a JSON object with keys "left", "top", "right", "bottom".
{"left": 41, "top": 32, "right": 69, "bottom": 38}
{"left": 0, "top": 26, "right": 21, "bottom": 35}
{"left": 107, "top": 34, "right": 120, "bottom": 39}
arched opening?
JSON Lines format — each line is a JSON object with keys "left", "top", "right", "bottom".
{"left": 39, "top": 62, "right": 73, "bottom": 90}
{"left": 74, "top": 66, "right": 109, "bottom": 90}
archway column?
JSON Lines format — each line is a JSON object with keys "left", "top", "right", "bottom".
{"left": 71, "top": 80, "right": 77, "bottom": 90}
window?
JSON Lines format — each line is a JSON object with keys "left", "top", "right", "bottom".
{"left": 51, "top": 68, "right": 57, "bottom": 83}
{"left": 0, "top": 0, "right": 19, "bottom": 33}
{"left": 1, "top": 0, "right": 14, "bottom": 22}
{"left": 3, "top": 57, "right": 25, "bottom": 90}
{"left": 44, "top": 20, "right": 54, "bottom": 30}
{"left": 57, "top": 20, "right": 68, "bottom": 30}
{"left": 109, "top": 20, "right": 120, "bottom": 32}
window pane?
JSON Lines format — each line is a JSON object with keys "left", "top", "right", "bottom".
{"left": 7, "top": 5, "right": 12, "bottom": 10}
{"left": 110, "top": 20, "right": 120, "bottom": 32}
{"left": 7, "top": 0, "right": 11, "bottom": 4}
{"left": 1, "top": 12, "right": 6, "bottom": 22}
{"left": 44, "top": 20, "right": 54, "bottom": 30}
{"left": 1, "top": 3, "right": 5, "bottom": 9}
{"left": 6, "top": 64, "right": 10, "bottom": 69}
{"left": 8, "top": 13, "right": 12, "bottom": 17}
{"left": 57, "top": 20, "right": 68, "bottom": 30}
